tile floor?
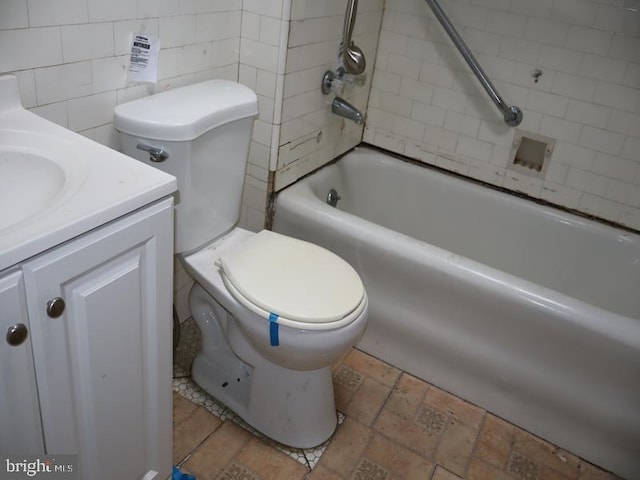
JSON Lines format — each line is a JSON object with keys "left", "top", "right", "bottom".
{"left": 172, "top": 319, "right": 621, "bottom": 480}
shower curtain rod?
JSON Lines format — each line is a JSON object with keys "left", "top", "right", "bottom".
{"left": 424, "top": 0, "right": 523, "bottom": 127}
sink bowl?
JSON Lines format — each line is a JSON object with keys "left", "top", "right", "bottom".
{"left": 0, "top": 130, "right": 88, "bottom": 233}
{"left": 0, "top": 73, "right": 176, "bottom": 272}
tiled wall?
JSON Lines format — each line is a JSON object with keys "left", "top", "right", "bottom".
{"left": 274, "top": 0, "right": 384, "bottom": 190}
{"left": 0, "top": 0, "right": 243, "bottom": 320}
{"left": 237, "top": 0, "right": 290, "bottom": 228}
{"left": 0, "top": 0, "right": 242, "bottom": 144}
{"left": 366, "top": 0, "right": 640, "bottom": 230}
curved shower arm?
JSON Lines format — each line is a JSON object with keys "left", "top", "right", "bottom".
{"left": 424, "top": 0, "right": 522, "bottom": 127}
{"left": 343, "top": 0, "right": 357, "bottom": 51}
{"left": 341, "top": 0, "right": 366, "bottom": 75}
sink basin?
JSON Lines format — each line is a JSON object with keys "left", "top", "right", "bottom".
{"left": 1, "top": 150, "right": 65, "bottom": 229}
{"left": 0, "top": 73, "right": 176, "bottom": 272}
{"left": 0, "top": 130, "right": 87, "bottom": 233}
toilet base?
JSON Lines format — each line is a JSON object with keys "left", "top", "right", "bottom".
{"left": 191, "top": 350, "right": 337, "bottom": 449}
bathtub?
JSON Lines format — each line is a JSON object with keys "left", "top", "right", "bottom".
{"left": 273, "top": 146, "right": 640, "bottom": 478}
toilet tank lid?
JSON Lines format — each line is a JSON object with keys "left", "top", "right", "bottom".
{"left": 113, "top": 80, "right": 258, "bottom": 141}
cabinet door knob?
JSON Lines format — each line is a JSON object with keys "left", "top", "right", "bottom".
{"left": 46, "top": 297, "right": 66, "bottom": 318}
{"left": 6, "top": 323, "right": 28, "bottom": 346}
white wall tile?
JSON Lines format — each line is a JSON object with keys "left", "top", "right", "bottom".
{"left": 34, "top": 61, "right": 92, "bottom": 104}
{"left": 551, "top": 0, "right": 599, "bottom": 27}
{"left": 579, "top": 125, "right": 625, "bottom": 156}
{"left": 524, "top": 18, "right": 569, "bottom": 47}
{"left": 400, "top": 78, "right": 434, "bottom": 104}
{"left": 88, "top": 0, "right": 137, "bottom": 22}
{"left": 539, "top": 115, "right": 583, "bottom": 143}
{"left": 565, "top": 99, "right": 611, "bottom": 128}
{"left": 159, "top": 15, "right": 197, "bottom": 48}
{"left": 27, "top": 0, "right": 88, "bottom": 26}
{"left": 499, "top": 38, "right": 541, "bottom": 64}
{"left": 443, "top": 111, "right": 481, "bottom": 137}
{"left": 595, "top": 4, "right": 640, "bottom": 36}
{"left": 606, "top": 110, "right": 640, "bottom": 139}
{"left": 526, "top": 90, "right": 568, "bottom": 118}
{"left": 370, "top": 0, "right": 640, "bottom": 229}
{"left": 509, "top": 0, "right": 554, "bottom": 19}
{"left": 92, "top": 56, "right": 128, "bottom": 93}
{"left": 62, "top": 23, "right": 114, "bottom": 63}
{"left": 538, "top": 45, "right": 583, "bottom": 74}
{"left": 550, "top": 72, "right": 598, "bottom": 102}
{"left": 0, "top": 1, "right": 28, "bottom": 29}
{"left": 565, "top": 25, "right": 613, "bottom": 55}
{"left": 0, "top": 27, "right": 62, "bottom": 71}
{"left": 67, "top": 91, "right": 116, "bottom": 131}
{"left": 592, "top": 153, "right": 639, "bottom": 181}
{"left": 486, "top": 11, "right": 528, "bottom": 38}
{"left": 30, "top": 101, "right": 68, "bottom": 128}
{"left": 579, "top": 53, "right": 627, "bottom": 84}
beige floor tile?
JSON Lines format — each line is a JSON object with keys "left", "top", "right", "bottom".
{"left": 373, "top": 406, "right": 440, "bottom": 458}
{"left": 307, "top": 464, "right": 346, "bottom": 480}
{"left": 173, "top": 403, "right": 222, "bottom": 465}
{"left": 235, "top": 437, "right": 309, "bottom": 480}
{"left": 384, "top": 373, "right": 429, "bottom": 419}
{"left": 512, "top": 429, "right": 581, "bottom": 479}
{"left": 173, "top": 391, "right": 199, "bottom": 424}
{"left": 467, "top": 457, "right": 517, "bottom": 480}
{"left": 342, "top": 348, "right": 402, "bottom": 387}
{"left": 434, "top": 419, "right": 480, "bottom": 476}
{"left": 473, "top": 414, "right": 515, "bottom": 470}
{"left": 318, "top": 417, "right": 373, "bottom": 476}
{"left": 173, "top": 348, "right": 623, "bottom": 480}
{"left": 181, "top": 421, "right": 252, "bottom": 479}
{"left": 364, "top": 433, "right": 435, "bottom": 480}
{"left": 431, "top": 465, "right": 463, "bottom": 480}
{"left": 424, "top": 385, "right": 485, "bottom": 430}
{"left": 337, "top": 374, "right": 393, "bottom": 426}
{"left": 542, "top": 466, "right": 575, "bottom": 480}
{"left": 577, "top": 462, "right": 622, "bottom": 480}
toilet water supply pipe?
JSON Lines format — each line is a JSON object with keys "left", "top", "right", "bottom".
{"left": 424, "top": 0, "right": 523, "bottom": 127}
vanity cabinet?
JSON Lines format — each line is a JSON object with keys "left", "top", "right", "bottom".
{"left": 1, "top": 198, "right": 173, "bottom": 480}
{"left": 0, "top": 269, "right": 44, "bottom": 454}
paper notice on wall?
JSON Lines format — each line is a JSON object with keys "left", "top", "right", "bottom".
{"left": 127, "top": 33, "right": 160, "bottom": 84}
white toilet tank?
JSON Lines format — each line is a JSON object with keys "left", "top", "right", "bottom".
{"left": 114, "top": 80, "right": 259, "bottom": 254}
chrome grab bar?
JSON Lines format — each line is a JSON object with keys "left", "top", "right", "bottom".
{"left": 424, "top": 0, "right": 523, "bottom": 127}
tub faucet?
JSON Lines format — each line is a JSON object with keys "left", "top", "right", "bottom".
{"left": 332, "top": 97, "right": 363, "bottom": 124}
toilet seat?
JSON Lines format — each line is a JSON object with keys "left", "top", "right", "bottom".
{"left": 216, "top": 230, "right": 366, "bottom": 330}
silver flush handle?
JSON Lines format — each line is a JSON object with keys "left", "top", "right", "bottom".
{"left": 137, "top": 143, "right": 169, "bottom": 163}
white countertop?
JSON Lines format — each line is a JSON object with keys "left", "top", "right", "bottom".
{"left": 0, "top": 76, "right": 176, "bottom": 271}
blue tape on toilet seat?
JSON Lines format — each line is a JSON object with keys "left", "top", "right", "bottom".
{"left": 269, "top": 313, "right": 279, "bottom": 347}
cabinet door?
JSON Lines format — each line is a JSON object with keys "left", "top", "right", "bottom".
{"left": 23, "top": 199, "right": 173, "bottom": 480}
{"left": 0, "top": 269, "right": 44, "bottom": 454}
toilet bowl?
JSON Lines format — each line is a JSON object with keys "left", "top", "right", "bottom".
{"left": 183, "top": 228, "right": 368, "bottom": 447}
{"left": 114, "top": 80, "right": 369, "bottom": 448}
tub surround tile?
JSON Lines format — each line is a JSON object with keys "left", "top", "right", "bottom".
{"left": 173, "top": 334, "right": 621, "bottom": 480}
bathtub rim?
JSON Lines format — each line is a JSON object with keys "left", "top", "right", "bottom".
{"left": 275, "top": 148, "right": 640, "bottom": 349}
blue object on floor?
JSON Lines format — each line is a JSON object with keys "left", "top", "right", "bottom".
{"left": 173, "top": 465, "right": 196, "bottom": 480}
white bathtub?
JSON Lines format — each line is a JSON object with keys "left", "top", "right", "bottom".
{"left": 273, "top": 146, "right": 640, "bottom": 478}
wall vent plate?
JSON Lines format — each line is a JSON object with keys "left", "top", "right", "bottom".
{"left": 507, "top": 130, "right": 555, "bottom": 179}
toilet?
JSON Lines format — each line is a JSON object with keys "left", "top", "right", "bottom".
{"left": 114, "top": 80, "right": 368, "bottom": 448}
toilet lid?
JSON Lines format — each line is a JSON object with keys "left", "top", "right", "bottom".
{"left": 216, "top": 230, "right": 365, "bottom": 327}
